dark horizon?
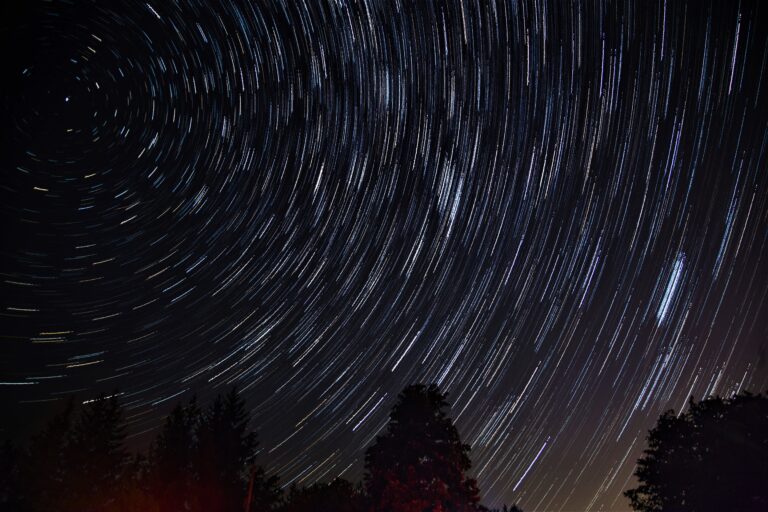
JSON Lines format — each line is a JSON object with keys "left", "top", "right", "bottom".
{"left": 3, "top": 0, "right": 768, "bottom": 510}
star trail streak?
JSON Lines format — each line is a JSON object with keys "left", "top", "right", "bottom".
{"left": 2, "top": 1, "right": 768, "bottom": 510}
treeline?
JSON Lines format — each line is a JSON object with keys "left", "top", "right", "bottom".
{"left": 624, "top": 391, "right": 768, "bottom": 512}
{"left": 3, "top": 384, "right": 766, "bottom": 511}
{"left": 0, "top": 384, "right": 522, "bottom": 512}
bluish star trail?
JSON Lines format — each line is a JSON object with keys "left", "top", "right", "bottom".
{"left": 2, "top": 1, "right": 768, "bottom": 510}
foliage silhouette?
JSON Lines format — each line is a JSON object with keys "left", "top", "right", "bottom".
{"left": 5, "top": 394, "right": 139, "bottom": 511}
{"left": 2, "top": 383, "right": 528, "bottom": 511}
{"left": 9, "top": 384, "right": 767, "bottom": 511}
{"left": 146, "top": 397, "right": 200, "bottom": 511}
{"left": 16, "top": 397, "right": 75, "bottom": 511}
{"left": 244, "top": 461, "right": 282, "bottom": 512}
{"left": 193, "top": 387, "right": 267, "bottom": 511}
{"left": 487, "top": 506, "right": 523, "bottom": 512}
{"left": 2, "top": 389, "right": 281, "bottom": 512}
{"left": 65, "top": 393, "right": 130, "bottom": 511}
{"left": 364, "top": 383, "right": 483, "bottom": 512}
{"left": 278, "top": 478, "right": 364, "bottom": 512}
{"left": 625, "top": 391, "right": 768, "bottom": 512}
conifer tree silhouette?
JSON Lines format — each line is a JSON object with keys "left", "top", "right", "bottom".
{"left": 147, "top": 397, "right": 200, "bottom": 511}
{"left": 192, "top": 387, "right": 277, "bottom": 512}
{"left": 364, "top": 384, "right": 483, "bottom": 512}
{"left": 18, "top": 398, "right": 75, "bottom": 511}
{"left": 65, "top": 393, "right": 130, "bottom": 511}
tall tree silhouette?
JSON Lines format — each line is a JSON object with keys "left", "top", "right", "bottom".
{"left": 625, "top": 392, "right": 768, "bottom": 511}
{"left": 364, "top": 384, "right": 483, "bottom": 512}
{"left": 17, "top": 398, "right": 75, "bottom": 511}
{"left": 193, "top": 387, "right": 261, "bottom": 512}
{"left": 147, "top": 397, "right": 200, "bottom": 511}
{"left": 65, "top": 393, "right": 130, "bottom": 511}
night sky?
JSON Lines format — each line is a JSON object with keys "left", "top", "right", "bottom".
{"left": 2, "top": 0, "right": 768, "bottom": 510}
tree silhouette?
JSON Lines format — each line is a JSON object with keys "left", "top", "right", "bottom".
{"left": 10, "top": 396, "right": 140, "bottom": 512}
{"left": 17, "top": 398, "right": 75, "bottom": 511}
{"left": 279, "top": 478, "right": 363, "bottom": 512}
{"left": 114, "top": 453, "right": 158, "bottom": 512}
{"left": 147, "top": 397, "right": 200, "bottom": 511}
{"left": 65, "top": 393, "right": 130, "bottom": 511}
{"left": 364, "top": 384, "right": 483, "bottom": 512}
{"left": 625, "top": 392, "right": 768, "bottom": 511}
{"left": 192, "top": 387, "right": 279, "bottom": 512}
{"left": 487, "top": 505, "right": 523, "bottom": 512}
{"left": 7, "top": 384, "right": 509, "bottom": 511}
{"left": 244, "top": 463, "right": 282, "bottom": 512}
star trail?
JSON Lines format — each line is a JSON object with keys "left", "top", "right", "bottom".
{"left": 2, "top": 0, "right": 768, "bottom": 510}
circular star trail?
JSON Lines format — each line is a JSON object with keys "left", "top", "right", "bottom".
{"left": 3, "top": 1, "right": 768, "bottom": 509}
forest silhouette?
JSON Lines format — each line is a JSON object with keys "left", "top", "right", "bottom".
{"left": 624, "top": 392, "right": 768, "bottom": 512}
{"left": 1, "top": 384, "right": 765, "bottom": 512}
